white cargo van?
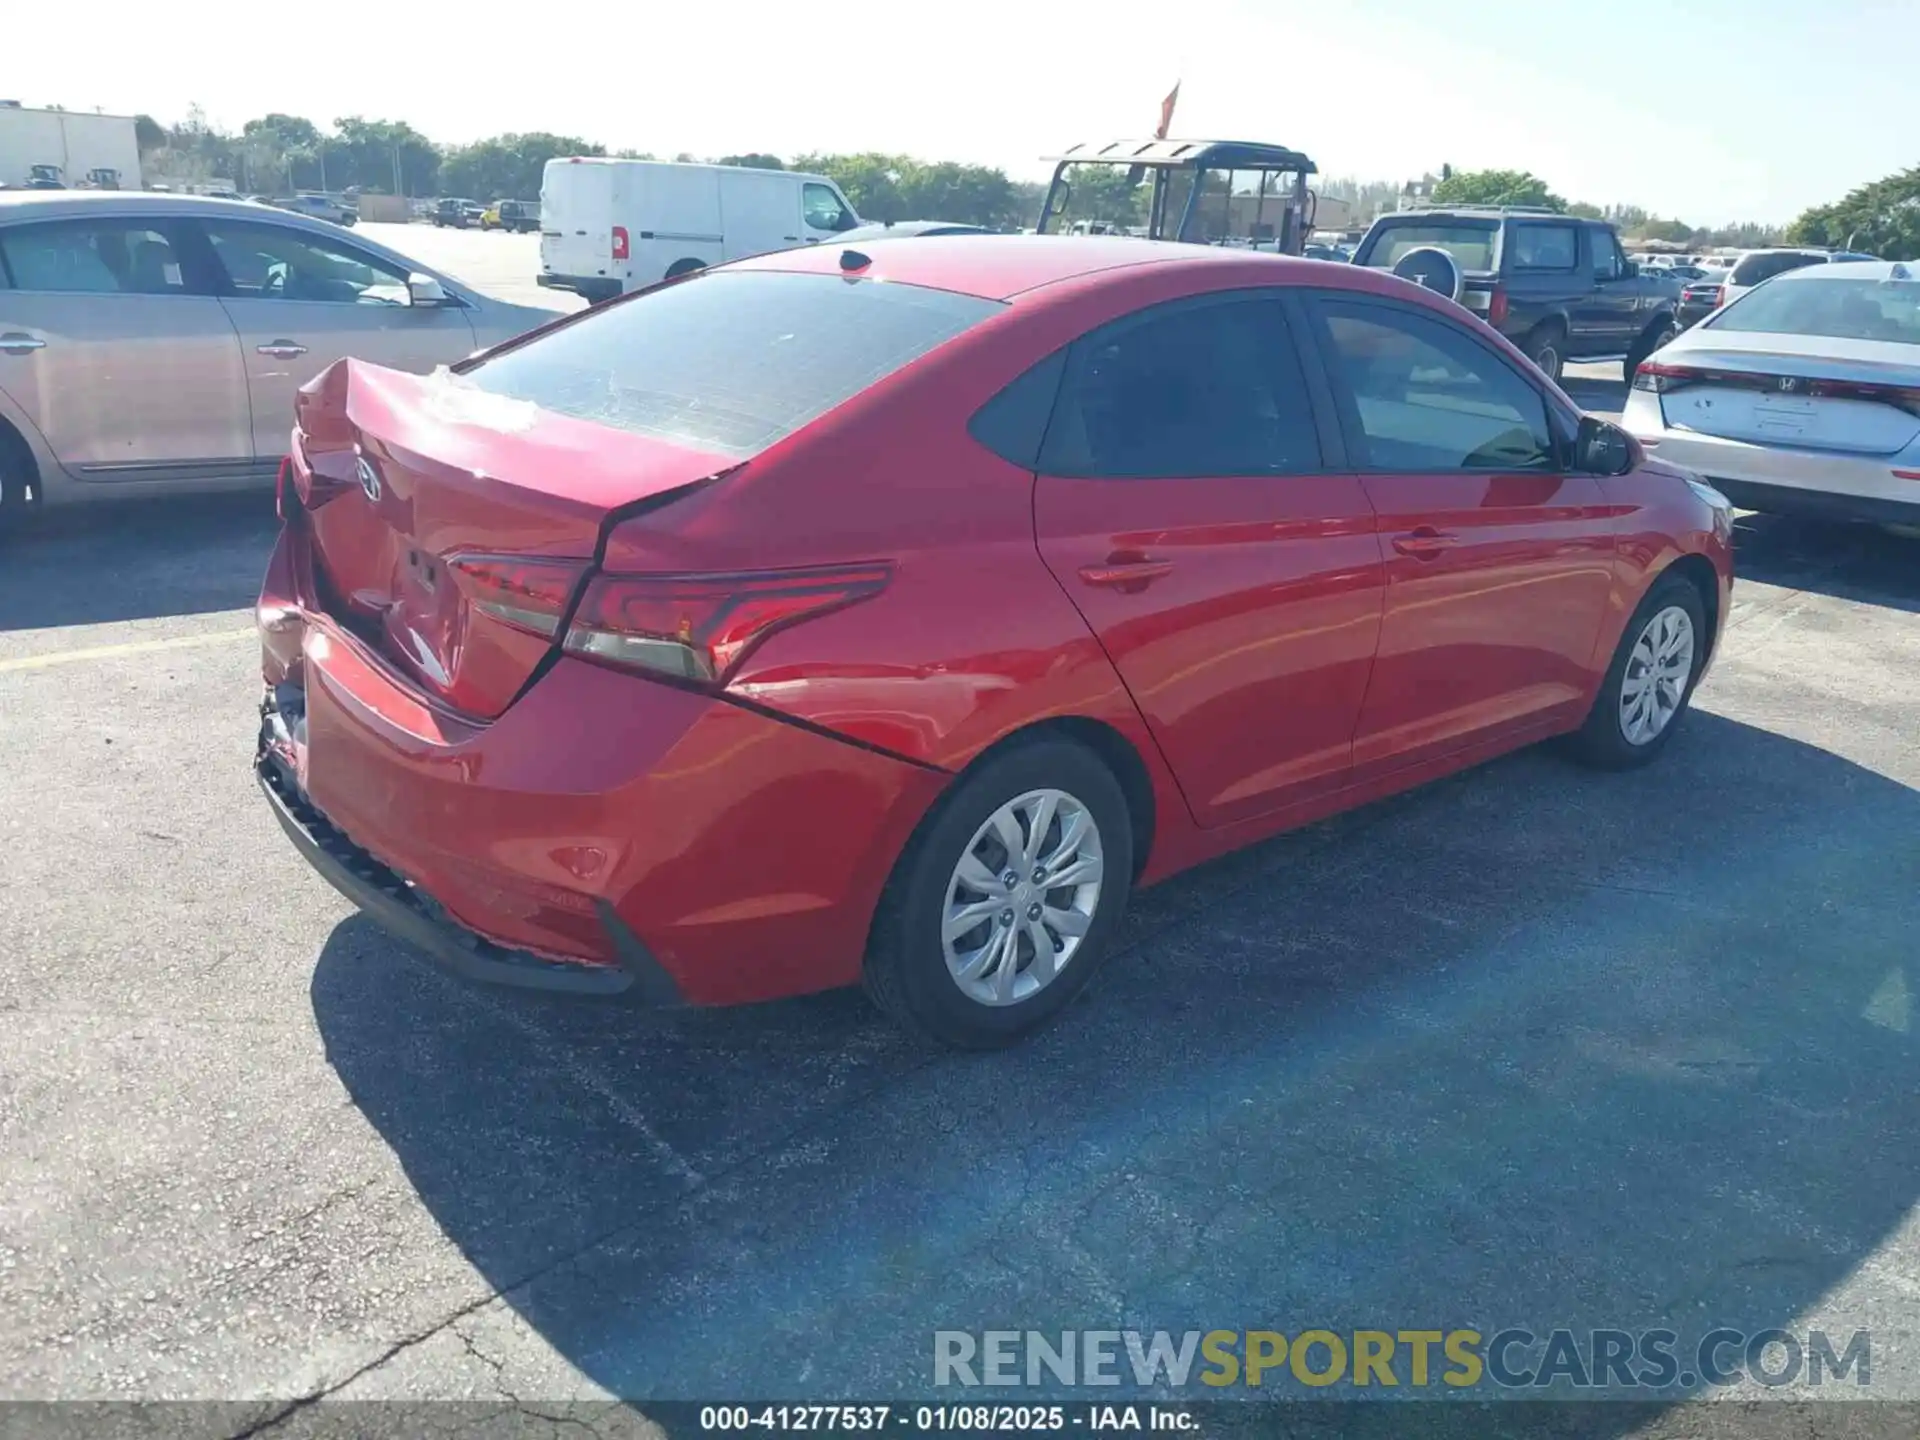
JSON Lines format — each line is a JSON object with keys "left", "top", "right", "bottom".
{"left": 537, "top": 158, "right": 862, "bottom": 302}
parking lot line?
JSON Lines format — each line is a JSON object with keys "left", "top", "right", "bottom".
{"left": 0, "top": 627, "right": 257, "bottom": 675}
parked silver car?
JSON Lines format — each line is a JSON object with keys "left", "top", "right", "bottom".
{"left": 0, "top": 192, "right": 563, "bottom": 521}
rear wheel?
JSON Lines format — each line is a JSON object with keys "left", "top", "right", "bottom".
{"left": 1523, "top": 323, "right": 1566, "bottom": 382}
{"left": 665, "top": 258, "right": 707, "bottom": 280}
{"left": 1565, "top": 573, "right": 1707, "bottom": 770}
{"left": 864, "top": 739, "right": 1134, "bottom": 1048}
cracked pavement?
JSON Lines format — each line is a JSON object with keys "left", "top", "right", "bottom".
{"left": 2, "top": 235, "right": 1917, "bottom": 1439}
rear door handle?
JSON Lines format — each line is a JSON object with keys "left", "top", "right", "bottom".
{"left": 1078, "top": 554, "right": 1174, "bottom": 590}
{"left": 256, "top": 341, "right": 308, "bottom": 359}
{"left": 0, "top": 332, "right": 46, "bottom": 355}
{"left": 1391, "top": 527, "right": 1458, "bottom": 559}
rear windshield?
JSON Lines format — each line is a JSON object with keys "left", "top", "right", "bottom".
{"left": 1729, "top": 251, "right": 1825, "bottom": 287}
{"left": 1361, "top": 222, "right": 1499, "bottom": 272}
{"left": 1710, "top": 276, "right": 1920, "bottom": 345}
{"left": 460, "top": 271, "right": 1003, "bottom": 456}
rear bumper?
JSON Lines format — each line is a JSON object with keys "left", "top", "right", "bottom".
{"left": 255, "top": 526, "right": 944, "bottom": 1006}
{"left": 538, "top": 272, "right": 621, "bottom": 303}
{"left": 1624, "top": 396, "right": 1920, "bottom": 522}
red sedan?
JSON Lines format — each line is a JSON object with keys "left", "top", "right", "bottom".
{"left": 256, "top": 236, "right": 1734, "bottom": 1047}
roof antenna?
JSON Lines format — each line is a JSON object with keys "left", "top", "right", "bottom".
{"left": 840, "top": 249, "right": 872, "bottom": 272}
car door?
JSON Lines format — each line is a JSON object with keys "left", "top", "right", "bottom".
{"left": 800, "top": 182, "right": 857, "bottom": 245}
{"left": 1583, "top": 225, "right": 1642, "bottom": 352}
{"left": 0, "top": 214, "right": 252, "bottom": 480}
{"left": 719, "top": 169, "right": 804, "bottom": 258}
{"left": 195, "top": 217, "right": 477, "bottom": 462}
{"left": 1304, "top": 293, "right": 1616, "bottom": 780}
{"left": 1032, "top": 292, "right": 1385, "bottom": 827}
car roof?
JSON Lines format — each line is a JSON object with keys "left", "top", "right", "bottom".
{"left": 0, "top": 189, "right": 308, "bottom": 221}
{"left": 836, "top": 220, "right": 989, "bottom": 242}
{"left": 1774, "top": 259, "right": 1915, "bottom": 283}
{"left": 1042, "top": 138, "right": 1317, "bottom": 175}
{"left": 723, "top": 233, "right": 1430, "bottom": 307}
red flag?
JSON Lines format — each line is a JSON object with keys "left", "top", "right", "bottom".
{"left": 1155, "top": 82, "right": 1181, "bottom": 139}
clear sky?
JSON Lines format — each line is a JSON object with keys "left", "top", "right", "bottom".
{"left": 14, "top": 0, "right": 1912, "bottom": 225}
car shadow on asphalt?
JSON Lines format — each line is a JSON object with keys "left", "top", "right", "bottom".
{"left": 311, "top": 711, "right": 1918, "bottom": 1435}
{"left": 0, "top": 492, "right": 278, "bottom": 631}
{"left": 1733, "top": 513, "right": 1920, "bottom": 615}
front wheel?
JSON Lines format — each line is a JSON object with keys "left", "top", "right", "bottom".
{"left": 864, "top": 739, "right": 1134, "bottom": 1048}
{"left": 1565, "top": 574, "right": 1707, "bottom": 770}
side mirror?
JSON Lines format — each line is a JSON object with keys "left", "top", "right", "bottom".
{"left": 1575, "top": 414, "right": 1636, "bottom": 476}
{"left": 407, "top": 273, "right": 450, "bottom": 307}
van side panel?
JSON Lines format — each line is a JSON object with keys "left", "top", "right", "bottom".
{"left": 718, "top": 170, "right": 806, "bottom": 263}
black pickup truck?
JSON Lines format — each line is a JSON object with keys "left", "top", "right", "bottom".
{"left": 1352, "top": 207, "right": 1681, "bottom": 384}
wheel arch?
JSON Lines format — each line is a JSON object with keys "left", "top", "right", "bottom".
{"left": 1661, "top": 551, "right": 1722, "bottom": 664}
{"left": 0, "top": 409, "right": 44, "bottom": 508}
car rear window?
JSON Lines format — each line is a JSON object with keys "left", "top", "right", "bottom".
{"left": 1360, "top": 222, "right": 1499, "bottom": 272}
{"left": 1729, "top": 251, "right": 1825, "bottom": 287}
{"left": 1710, "top": 276, "right": 1920, "bottom": 345}
{"left": 460, "top": 271, "right": 1004, "bottom": 457}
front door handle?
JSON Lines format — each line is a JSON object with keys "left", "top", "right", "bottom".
{"left": 0, "top": 332, "right": 46, "bottom": 355}
{"left": 1391, "top": 527, "right": 1458, "bottom": 560}
{"left": 256, "top": 341, "right": 308, "bottom": 359}
{"left": 1078, "top": 553, "right": 1174, "bottom": 591}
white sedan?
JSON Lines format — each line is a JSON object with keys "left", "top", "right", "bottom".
{"left": 1623, "top": 259, "right": 1920, "bottom": 526}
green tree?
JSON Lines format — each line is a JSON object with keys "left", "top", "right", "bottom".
{"left": 1429, "top": 168, "right": 1564, "bottom": 211}
{"left": 1566, "top": 201, "right": 1603, "bottom": 220}
{"left": 441, "top": 132, "right": 606, "bottom": 201}
{"left": 1787, "top": 164, "right": 1920, "bottom": 260}
{"left": 1640, "top": 217, "right": 1695, "bottom": 244}
{"left": 313, "top": 117, "right": 441, "bottom": 195}
{"left": 717, "top": 153, "right": 785, "bottom": 170}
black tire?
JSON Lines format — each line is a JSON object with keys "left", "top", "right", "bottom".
{"left": 1523, "top": 323, "right": 1566, "bottom": 383}
{"left": 1625, "top": 317, "right": 1679, "bottom": 385}
{"left": 664, "top": 258, "right": 706, "bottom": 280}
{"left": 864, "top": 738, "right": 1134, "bottom": 1049}
{"left": 0, "top": 423, "right": 39, "bottom": 535}
{"left": 1564, "top": 572, "right": 1708, "bottom": 770}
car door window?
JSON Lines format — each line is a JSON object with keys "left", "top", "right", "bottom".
{"left": 0, "top": 221, "right": 189, "bottom": 294}
{"left": 1510, "top": 224, "right": 1578, "bottom": 271}
{"left": 1041, "top": 298, "right": 1322, "bottom": 478}
{"left": 803, "top": 184, "right": 853, "bottom": 233}
{"left": 1589, "top": 229, "right": 1624, "bottom": 280}
{"left": 1318, "top": 301, "right": 1555, "bottom": 472}
{"left": 201, "top": 221, "right": 411, "bottom": 305}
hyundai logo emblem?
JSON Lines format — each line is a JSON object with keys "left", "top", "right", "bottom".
{"left": 355, "top": 456, "right": 382, "bottom": 503}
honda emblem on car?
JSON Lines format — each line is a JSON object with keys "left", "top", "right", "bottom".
{"left": 356, "top": 456, "right": 382, "bottom": 503}
{"left": 1778, "top": 376, "right": 1801, "bottom": 393}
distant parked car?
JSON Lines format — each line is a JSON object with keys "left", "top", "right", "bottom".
{"left": 1718, "top": 247, "right": 1878, "bottom": 308}
{"left": 1353, "top": 207, "right": 1681, "bottom": 382}
{"left": 481, "top": 199, "right": 541, "bottom": 234}
{"left": 433, "top": 198, "right": 484, "bottom": 229}
{"left": 276, "top": 192, "right": 358, "bottom": 227}
{"left": 0, "top": 191, "right": 563, "bottom": 522}
{"left": 1676, "top": 278, "right": 1726, "bottom": 329}
{"left": 1625, "top": 259, "right": 1920, "bottom": 526}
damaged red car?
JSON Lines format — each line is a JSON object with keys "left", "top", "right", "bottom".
{"left": 256, "top": 236, "right": 1733, "bottom": 1047}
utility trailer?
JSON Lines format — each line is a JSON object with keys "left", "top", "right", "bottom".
{"left": 1035, "top": 138, "right": 1319, "bottom": 255}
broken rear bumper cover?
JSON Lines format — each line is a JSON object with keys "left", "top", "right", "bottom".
{"left": 256, "top": 740, "right": 682, "bottom": 1004}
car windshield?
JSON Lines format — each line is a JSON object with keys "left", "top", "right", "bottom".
{"left": 1362, "top": 222, "right": 1499, "bottom": 272}
{"left": 459, "top": 271, "right": 1004, "bottom": 456}
{"left": 1710, "top": 276, "right": 1920, "bottom": 345}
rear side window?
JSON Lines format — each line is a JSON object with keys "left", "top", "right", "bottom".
{"left": 461, "top": 271, "right": 1002, "bottom": 457}
{"left": 1509, "top": 225, "right": 1577, "bottom": 270}
{"left": 0, "top": 221, "right": 189, "bottom": 295}
{"left": 1040, "top": 297, "right": 1323, "bottom": 478}
{"left": 1730, "top": 251, "right": 1824, "bottom": 287}
{"left": 1317, "top": 300, "right": 1555, "bottom": 472}
{"left": 1711, "top": 276, "right": 1920, "bottom": 345}
{"left": 1361, "top": 222, "right": 1498, "bottom": 272}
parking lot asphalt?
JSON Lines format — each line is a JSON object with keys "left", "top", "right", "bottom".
{"left": 2, "top": 228, "right": 1917, "bottom": 1437}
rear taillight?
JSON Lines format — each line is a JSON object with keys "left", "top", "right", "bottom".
{"left": 1486, "top": 284, "right": 1509, "bottom": 327}
{"left": 564, "top": 564, "right": 892, "bottom": 683}
{"left": 446, "top": 554, "right": 590, "bottom": 638}
{"left": 1633, "top": 361, "right": 1702, "bottom": 394}
{"left": 611, "top": 225, "right": 630, "bottom": 261}
{"left": 1714, "top": 286, "right": 1729, "bottom": 307}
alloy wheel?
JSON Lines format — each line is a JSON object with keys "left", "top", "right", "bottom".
{"left": 1619, "top": 604, "right": 1696, "bottom": 745}
{"left": 942, "top": 788, "right": 1104, "bottom": 1007}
